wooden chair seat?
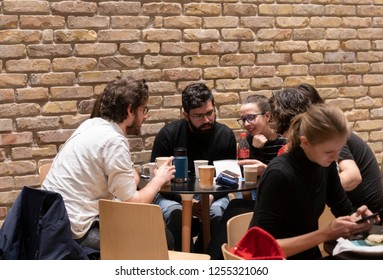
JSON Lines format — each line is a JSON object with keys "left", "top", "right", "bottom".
{"left": 221, "top": 243, "right": 244, "bottom": 260}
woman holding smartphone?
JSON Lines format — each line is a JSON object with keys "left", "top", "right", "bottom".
{"left": 250, "top": 104, "right": 378, "bottom": 259}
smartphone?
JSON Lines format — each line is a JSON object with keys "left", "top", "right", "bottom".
{"left": 355, "top": 212, "right": 379, "bottom": 224}
{"left": 221, "top": 170, "right": 240, "bottom": 178}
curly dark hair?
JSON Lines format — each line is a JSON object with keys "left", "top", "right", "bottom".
{"left": 297, "top": 83, "right": 324, "bottom": 104}
{"left": 97, "top": 77, "right": 148, "bottom": 123}
{"left": 182, "top": 83, "right": 215, "bottom": 113}
{"left": 269, "top": 88, "right": 312, "bottom": 135}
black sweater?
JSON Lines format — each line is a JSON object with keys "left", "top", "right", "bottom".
{"left": 250, "top": 147, "right": 354, "bottom": 259}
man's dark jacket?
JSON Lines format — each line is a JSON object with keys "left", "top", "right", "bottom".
{"left": 0, "top": 187, "right": 88, "bottom": 259}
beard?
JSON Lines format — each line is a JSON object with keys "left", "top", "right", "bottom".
{"left": 126, "top": 116, "right": 142, "bottom": 136}
{"left": 188, "top": 118, "right": 215, "bottom": 136}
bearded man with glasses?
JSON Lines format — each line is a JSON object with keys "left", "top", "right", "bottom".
{"left": 151, "top": 82, "right": 237, "bottom": 252}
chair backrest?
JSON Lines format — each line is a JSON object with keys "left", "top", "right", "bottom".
{"left": 99, "top": 199, "right": 170, "bottom": 260}
{"left": 39, "top": 163, "right": 52, "bottom": 185}
{"left": 227, "top": 212, "right": 253, "bottom": 247}
{"left": 318, "top": 205, "right": 335, "bottom": 229}
{"left": 221, "top": 243, "right": 244, "bottom": 260}
{"left": 318, "top": 205, "right": 335, "bottom": 256}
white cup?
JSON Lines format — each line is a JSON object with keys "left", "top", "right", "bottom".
{"left": 194, "top": 160, "right": 209, "bottom": 179}
{"left": 243, "top": 164, "right": 258, "bottom": 184}
{"left": 142, "top": 162, "right": 156, "bottom": 178}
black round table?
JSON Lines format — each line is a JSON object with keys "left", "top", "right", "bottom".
{"left": 143, "top": 176, "right": 258, "bottom": 252}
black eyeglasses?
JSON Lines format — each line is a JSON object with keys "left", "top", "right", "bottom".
{"left": 190, "top": 109, "right": 215, "bottom": 121}
{"left": 237, "top": 113, "right": 264, "bottom": 127}
{"left": 142, "top": 106, "right": 149, "bottom": 115}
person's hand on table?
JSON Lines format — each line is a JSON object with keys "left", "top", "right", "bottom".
{"left": 153, "top": 156, "right": 175, "bottom": 186}
{"left": 237, "top": 159, "right": 267, "bottom": 176}
{"left": 131, "top": 157, "right": 175, "bottom": 203}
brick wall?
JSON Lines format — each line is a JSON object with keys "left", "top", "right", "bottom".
{"left": 0, "top": 0, "right": 383, "bottom": 224}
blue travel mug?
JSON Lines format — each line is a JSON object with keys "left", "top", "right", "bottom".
{"left": 174, "top": 147, "right": 188, "bottom": 183}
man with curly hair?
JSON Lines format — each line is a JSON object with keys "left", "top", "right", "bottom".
{"left": 42, "top": 77, "right": 176, "bottom": 251}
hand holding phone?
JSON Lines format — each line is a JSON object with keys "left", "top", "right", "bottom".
{"left": 355, "top": 212, "right": 379, "bottom": 224}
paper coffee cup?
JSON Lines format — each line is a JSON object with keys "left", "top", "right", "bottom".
{"left": 156, "top": 157, "right": 170, "bottom": 168}
{"left": 243, "top": 164, "right": 258, "bottom": 183}
{"left": 155, "top": 157, "right": 171, "bottom": 186}
{"left": 198, "top": 165, "right": 215, "bottom": 188}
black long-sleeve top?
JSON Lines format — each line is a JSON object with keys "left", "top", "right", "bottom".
{"left": 250, "top": 146, "right": 354, "bottom": 259}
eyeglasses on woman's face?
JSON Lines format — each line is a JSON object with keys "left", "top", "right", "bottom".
{"left": 237, "top": 113, "right": 264, "bottom": 127}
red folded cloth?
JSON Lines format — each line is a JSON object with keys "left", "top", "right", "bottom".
{"left": 230, "top": 226, "right": 285, "bottom": 260}
{"left": 277, "top": 144, "right": 287, "bottom": 156}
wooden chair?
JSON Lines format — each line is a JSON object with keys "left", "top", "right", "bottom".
{"left": 98, "top": 199, "right": 210, "bottom": 260}
{"left": 39, "top": 163, "right": 52, "bottom": 185}
{"left": 227, "top": 212, "right": 253, "bottom": 248}
{"left": 318, "top": 205, "right": 335, "bottom": 257}
{"left": 221, "top": 243, "right": 244, "bottom": 260}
